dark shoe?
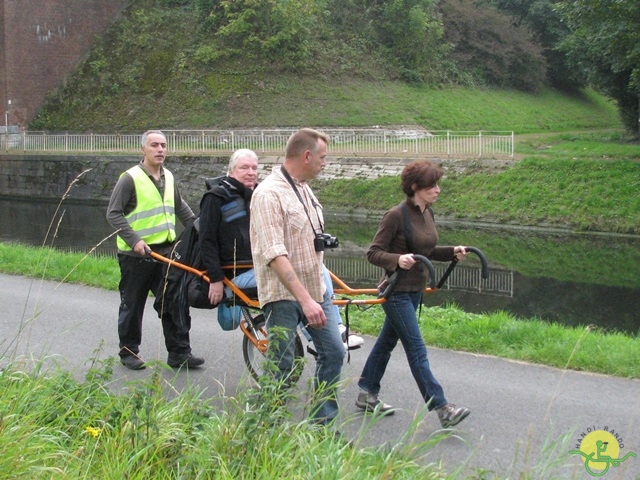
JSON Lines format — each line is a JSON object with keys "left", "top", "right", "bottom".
{"left": 355, "top": 392, "right": 396, "bottom": 415}
{"left": 121, "top": 355, "right": 145, "bottom": 370}
{"left": 437, "top": 403, "right": 470, "bottom": 428}
{"left": 167, "top": 353, "right": 205, "bottom": 369}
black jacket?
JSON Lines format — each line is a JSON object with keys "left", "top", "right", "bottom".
{"left": 198, "top": 176, "right": 253, "bottom": 283}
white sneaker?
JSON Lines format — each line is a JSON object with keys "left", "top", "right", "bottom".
{"left": 339, "top": 324, "right": 364, "bottom": 350}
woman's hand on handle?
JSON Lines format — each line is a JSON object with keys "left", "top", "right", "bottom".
{"left": 453, "top": 246, "right": 468, "bottom": 261}
{"left": 397, "top": 253, "right": 416, "bottom": 270}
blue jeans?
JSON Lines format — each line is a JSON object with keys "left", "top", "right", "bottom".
{"left": 216, "top": 269, "right": 257, "bottom": 330}
{"left": 263, "top": 289, "right": 345, "bottom": 424}
{"left": 299, "top": 265, "right": 343, "bottom": 342}
{"left": 323, "top": 265, "right": 342, "bottom": 326}
{"left": 358, "top": 291, "right": 447, "bottom": 411}
{"left": 225, "top": 265, "right": 336, "bottom": 298}
{"left": 225, "top": 266, "right": 342, "bottom": 341}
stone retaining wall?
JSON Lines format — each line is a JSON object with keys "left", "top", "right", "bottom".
{"left": 0, "top": 154, "right": 513, "bottom": 207}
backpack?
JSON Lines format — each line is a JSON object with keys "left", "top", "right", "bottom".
{"left": 168, "top": 177, "right": 227, "bottom": 310}
{"left": 167, "top": 217, "right": 214, "bottom": 310}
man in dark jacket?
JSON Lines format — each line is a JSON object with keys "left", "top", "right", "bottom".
{"left": 199, "top": 149, "right": 258, "bottom": 308}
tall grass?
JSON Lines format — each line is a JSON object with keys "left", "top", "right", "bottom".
{"left": 0, "top": 358, "right": 446, "bottom": 479}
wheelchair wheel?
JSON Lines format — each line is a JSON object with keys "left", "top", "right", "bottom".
{"left": 242, "top": 314, "right": 304, "bottom": 382}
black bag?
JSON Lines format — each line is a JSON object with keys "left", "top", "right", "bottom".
{"left": 169, "top": 176, "right": 228, "bottom": 310}
{"left": 169, "top": 217, "right": 215, "bottom": 310}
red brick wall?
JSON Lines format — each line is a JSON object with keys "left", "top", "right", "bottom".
{"left": 0, "top": 0, "right": 129, "bottom": 127}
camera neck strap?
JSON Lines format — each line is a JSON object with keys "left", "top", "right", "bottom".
{"left": 280, "top": 166, "right": 324, "bottom": 234}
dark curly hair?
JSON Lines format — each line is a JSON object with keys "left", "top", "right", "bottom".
{"left": 400, "top": 160, "right": 443, "bottom": 197}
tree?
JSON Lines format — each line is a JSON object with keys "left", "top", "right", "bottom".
{"left": 439, "top": 0, "right": 546, "bottom": 91}
{"left": 488, "top": 0, "right": 583, "bottom": 91}
{"left": 377, "top": 0, "right": 450, "bottom": 82}
{"left": 202, "top": 0, "right": 321, "bottom": 68}
{"left": 557, "top": 0, "right": 640, "bottom": 137}
{"left": 325, "top": 0, "right": 451, "bottom": 83}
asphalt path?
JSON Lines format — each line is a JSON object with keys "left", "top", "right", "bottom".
{"left": 1, "top": 273, "right": 638, "bottom": 479}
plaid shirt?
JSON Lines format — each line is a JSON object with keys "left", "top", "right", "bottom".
{"left": 250, "top": 167, "right": 326, "bottom": 305}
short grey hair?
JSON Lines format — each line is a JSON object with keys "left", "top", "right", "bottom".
{"left": 227, "top": 148, "right": 259, "bottom": 175}
{"left": 141, "top": 130, "right": 166, "bottom": 147}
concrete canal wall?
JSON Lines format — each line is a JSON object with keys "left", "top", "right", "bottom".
{"left": 0, "top": 154, "right": 512, "bottom": 207}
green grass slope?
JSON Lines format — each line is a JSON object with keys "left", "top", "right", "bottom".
{"left": 27, "top": 1, "right": 640, "bottom": 236}
{"left": 33, "top": 75, "right": 621, "bottom": 134}
{"left": 30, "top": 3, "right": 621, "bottom": 134}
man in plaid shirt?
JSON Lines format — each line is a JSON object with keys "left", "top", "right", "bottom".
{"left": 250, "top": 128, "right": 345, "bottom": 425}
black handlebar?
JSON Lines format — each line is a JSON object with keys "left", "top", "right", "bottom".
{"left": 436, "top": 246, "right": 489, "bottom": 289}
{"left": 378, "top": 271, "right": 400, "bottom": 299}
{"left": 466, "top": 247, "right": 489, "bottom": 279}
{"left": 378, "top": 254, "right": 437, "bottom": 299}
{"left": 412, "top": 255, "right": 437, "bottom": 289}
{"left": 378, "top": 247, "right": 489, "bottom": 299}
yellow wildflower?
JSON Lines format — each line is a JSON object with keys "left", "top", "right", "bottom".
{"left": 85, "top": 426, "right": 102, "bottom": 438}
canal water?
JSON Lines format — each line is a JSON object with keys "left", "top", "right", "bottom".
{"left": 1, "top": 198, "right": 638, "bottom": 336}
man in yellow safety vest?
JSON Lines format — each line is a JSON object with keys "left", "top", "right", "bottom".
{"left": 107, "top": 130, "right": 204, "bottom": 370}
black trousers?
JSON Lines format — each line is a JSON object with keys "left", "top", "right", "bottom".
{"left": 117, "top": 252, "right": 191, "bottom": 358}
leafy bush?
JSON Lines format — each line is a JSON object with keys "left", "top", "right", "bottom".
{"left": 28, "top": 0, "right": 624, "bottom": 132}
{"left": 439, "top": 0, "right": 547, "bottom": 91}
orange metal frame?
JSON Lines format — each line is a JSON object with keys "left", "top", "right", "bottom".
{"left": 149, "top": 248, "right": 488, "bottom": 357}
{"left": 150, "top": 251, "right": 435, "bottom": 308}
{"left": 148, "top": 251, "right": 417, "bottom": 354}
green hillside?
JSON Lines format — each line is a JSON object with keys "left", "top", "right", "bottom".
{"left": 27, "top": 1, "right": 640, "bottom": 236}
{"left": 30, "top": 0, "right": 622, "bottom": 134}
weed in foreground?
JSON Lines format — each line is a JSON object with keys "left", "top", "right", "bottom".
{"left": 0, "top": 351, "right": 455, "bottom": 479}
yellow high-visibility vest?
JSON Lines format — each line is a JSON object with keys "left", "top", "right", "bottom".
{"left": 116, "top": 165, "right": 176, "bottom": 251}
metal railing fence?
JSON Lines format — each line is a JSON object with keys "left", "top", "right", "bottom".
{"left": 54, "top": 244, "right": 512, "bottom": 296}
{"left": 1, "top": 128, "right": 514, "bottom": 158}
{"left": 324, "top": 256, "right": 513, "bottom": 297}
